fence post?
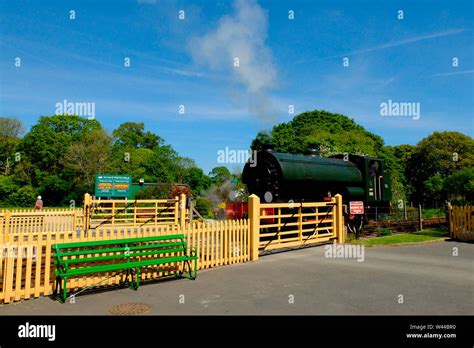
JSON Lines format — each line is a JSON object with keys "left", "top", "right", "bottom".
{"left": 3, "top": 211, "right": 11, "bottom": 243}
{"left": 447, "top": 203, "right": 452, "bottom": 239}
{"left": 180, "top": 194, "right": 186, "bottom": 230}
{"left": 174, "top": 196, "right": 179, "bottom": 225}
{"left": 418, "top": 204, "right": 423, "bottom": 231}
{"left": 83, "top": 193, "right": 92, "bottom": 234}
{"left": 3, "top": 210, "right": 13, "bottom": 303}
{"left": 248, "top": 194, "right": 260, "bottom": 261}
{"left": 335, "top": 194, "right": 344, "bottom": 243}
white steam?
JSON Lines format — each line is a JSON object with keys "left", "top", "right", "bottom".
{"left": 188, "top": 0, "right": 277, "bottom": 120}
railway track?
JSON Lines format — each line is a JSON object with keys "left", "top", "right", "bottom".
{"left": 362, "top": 217, "right": 447, "bottom": 237}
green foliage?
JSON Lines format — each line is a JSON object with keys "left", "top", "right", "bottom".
{"left": 378, "top": 228, "right": 392, "bottom": 237}
{"left": 0, "top": 117, "right": 23, "bottom": 175}
{"left": 251, "top": 110, "right": 385, "bottom": 156}
{"left": 351, "top": 229, "right": 447, "bottom": 246}
{"left": 250, "top": 110, "right": 403, "bottom": 200}
{"left": 0, "top": 175, "right": 36, "bottom": 207}
{"left": 209, "top": 166, "right": 232, "bottom": 185}
{"left": 0, "top": 115, "right": 212, "bottom": 207}
{"left": 443, "top": 167, "right": 474, "bottom": 204}
{"left": 183, "top": 167, "right": 211, "bottom": 194}
{"left": 195, "top": 197, "right": 212, "bottom": 218}
{"left": 135, "top": 183, "right": 173, "bottom": 199}
{"left": 407, "top": 131, "right": 474, "bottom": 204}
{"left": 250, "top": 111, "right": 473, "bottom": 207}
{"left": 112, "top": 122, "right": 162, "bottom": 149}
{"left": 0, "top": 176, "right": 18, "bottom": 206}
{"left": 8, "top": 185, "right": 36, "bottom": 207}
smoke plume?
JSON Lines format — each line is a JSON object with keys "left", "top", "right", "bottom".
{"left": 188, "top": 0, "right": 277, "bottom": 121}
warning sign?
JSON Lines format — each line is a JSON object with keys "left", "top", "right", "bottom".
{"left": 349, "top": 201, "right": 364, "bottom": 215}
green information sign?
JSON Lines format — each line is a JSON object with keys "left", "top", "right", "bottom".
{"left": 95, "top": 174, "right": 132, "bottom": 198}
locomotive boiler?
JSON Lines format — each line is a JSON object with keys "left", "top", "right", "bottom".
{"left": 242, "top": 144, "right": 392, "bottom": 234}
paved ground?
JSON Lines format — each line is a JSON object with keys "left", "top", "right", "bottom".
{"left": 1, "top": 240, "right": 473, "bottom": 315}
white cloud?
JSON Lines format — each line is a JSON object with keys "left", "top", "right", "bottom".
{"left": 188, "top": 0, "right": 277, "bottom": 121}
{"left": 299, "top": 29, "right": 467, "bottom": 63}
{"left": 432, "top": 69, "right": 474, "bottom": 77}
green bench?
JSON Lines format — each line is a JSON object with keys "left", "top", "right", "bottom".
{"left": 52, "top": 234, "right": 197, "bottom": 302}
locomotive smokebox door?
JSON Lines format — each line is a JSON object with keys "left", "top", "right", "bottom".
{"left": 349, "top": 201, "right": 364, "bottom": 215}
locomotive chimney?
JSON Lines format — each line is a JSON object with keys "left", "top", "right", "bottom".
{"left": 262, "top": 143, "right": 276, "bottom": 152}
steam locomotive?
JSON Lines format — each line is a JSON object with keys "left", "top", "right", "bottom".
{"left": 241, "top": 144, "right": 392, "bottom": 234}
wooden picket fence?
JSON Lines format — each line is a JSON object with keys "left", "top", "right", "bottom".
{"left": 248, "top": 194, "right": 344, "bottom": 255}
{"left": 448, "top": 204, "right": 474, "bottom": 241}
{"left": 0, "top": 219, "right": 250, "bottom": 303}
{"left": 0, "top": 209, "right": 84, "bottom": 236}
{"left": 0, "top": 193, "right": 345, "bottom": 304}
{"left": 83, "top": 193, "right": 187, "bottom": 229}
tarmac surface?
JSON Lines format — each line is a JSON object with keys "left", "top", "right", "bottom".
{"left": 1, "top": 240, "right": 473, "bottom": 315}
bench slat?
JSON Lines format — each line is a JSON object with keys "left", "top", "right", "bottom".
{"left": 57, "top": 241, "right": 184, "bottom": 258}
{"left": 53, "top": 234, "right": 185, "bottom": 249}
{"left": 57, "top": 255, "right": 197, "bottom": 277}
{"left": 52, "top": 233, "right": 197, "bottom": 302}
{"left": 62, "top": 247, "right": 186, "bottom": 265}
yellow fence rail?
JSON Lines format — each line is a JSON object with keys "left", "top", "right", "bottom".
{"left": 83, "top": 193, "right": 186, "bottom": 229}
{"left": 0, "top": 219, "right": 250, "bottom": 304}
{"left": 0, "top": 209, "right": 84, "bottom": 236}
{"left": 248, "top": 194, "right": 344, "bottom": 254}
{"left": 0, "top": 194, "right": 343, "bottom": 304}
{"left": 448, "top": 204, "right": 474, "bottom": 241}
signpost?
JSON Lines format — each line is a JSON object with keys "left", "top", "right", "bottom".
{"left": 95, "top": 174, "right": 132, "bottom": 198}
{"left": 349, "top": 201, "right": 364, "bottom": 215}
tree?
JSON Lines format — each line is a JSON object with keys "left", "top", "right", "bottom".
{"left": 18, "top": 115, "right": 101, "bottom": 174}
{"left": 443, "top": 167, "right": 474, "bottom": 204}
{"left": 0, "top": 117, "right": 23, "bottom": 138}
{"left": 249, "top": 110, "right": 403, "bottom": 201}
{"left": 0, "top": 117, "right": 23, "bottom": 174}
{"left": 195, "top": 197, "right": 212, "bottom": 218}
{"left": 424, "top": 174, "right": 445, "bottom": 204}
{"left": 112, "top": 122, "right": 162, "bottom": 150}
{"left": 61, "top": 129, "right": 112, "bottom": 200}
{"left": 250, "top": 131, "right": 272, "bottom": 151}
{"left": 407, "top": 131, "right": 474, "bottom": 204}
{"left": 251, "top": 110, "right": 385, "bottom": 156}
{"left": 380, "top": 144, "right": 416, "bottom": 203}
{"left": 183, "top": 167, "right": 211, "bottom": 194}
{"left": 209, "top": 166, "right": 232, "bottom": 185}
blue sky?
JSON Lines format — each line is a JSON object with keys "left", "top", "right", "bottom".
{"left": 1, "top": 0, "right": 473, "bottom": 173}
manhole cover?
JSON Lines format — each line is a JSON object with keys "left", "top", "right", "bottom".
{"left": 108, "top": 303, "right": 152, "bottom": 315}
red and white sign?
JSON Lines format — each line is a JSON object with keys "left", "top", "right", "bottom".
{"left": 349, "top": 201, "right": 364, "bottom": 215}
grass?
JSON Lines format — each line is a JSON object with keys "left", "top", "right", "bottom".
{"left": 423, "top": 208, "right": 445, "bottom": 219}
{"left": 350, "top": 228, "right": 448, "bottom": 247}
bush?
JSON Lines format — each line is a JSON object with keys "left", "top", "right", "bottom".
{"left": 195, "top": 197, "right": 211, "bottom": 218}
{"left": 0, "top": 176, "right": 19, "bottom": 207}
{"left": 8, "top": 185, "right": 37, "bottom": 207}
{"left": 379, "top": 228, "right": 392, "bottom": 237}
{"left": 135, "top": 183, "right": 173, "bottom": 199}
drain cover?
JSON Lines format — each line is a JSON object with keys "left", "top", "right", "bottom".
{"left": 108, "top": 303, "right": 152, "bottom": 315}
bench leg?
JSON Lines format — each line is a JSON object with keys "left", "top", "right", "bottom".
{"left": 54, "top": 276, "right": 63, "bottom": 302}
{"left": 62, "top": 277, "right": 68, "bottom": 303}
{"left": 133, "top": 267, "right": 140, "bottom": 290}
{"left": 179, "top": 259, "right": 197, "bottom": 280}
{"left": 120, "top": 269, "right": 131, "bottom": 288}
